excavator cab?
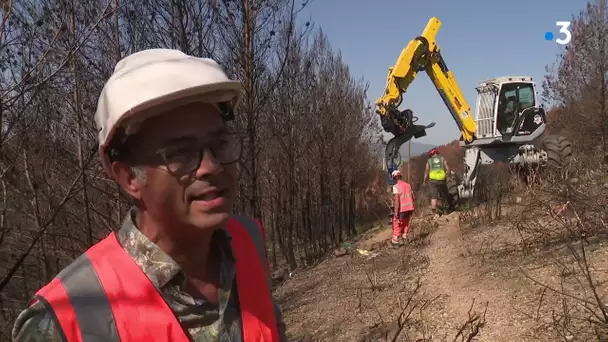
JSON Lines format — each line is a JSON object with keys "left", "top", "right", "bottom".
{"left": 474, "top": 77, "right": 545, "bottom": 141}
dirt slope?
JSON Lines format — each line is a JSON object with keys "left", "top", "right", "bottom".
{"left": 274, "top": 210, "right": 608, "bottom": 341}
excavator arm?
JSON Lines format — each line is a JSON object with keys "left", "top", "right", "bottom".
{"left": 377, "top": 17, "right": 477, "bottom": 170}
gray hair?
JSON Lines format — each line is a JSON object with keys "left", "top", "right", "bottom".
{"left": 131, "top": 165, "right": 147, "bottom": 184}
{"left": 126, "top": 166, "right": 146, "bottom": 208}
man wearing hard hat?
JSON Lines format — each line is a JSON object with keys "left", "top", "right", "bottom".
{"left": 423, "top": 148, "right": 454, "bottom": 214}
{"left": 13, "top": 49, "right": 286, "bottom": 341}
{"left": 391, "top": 170, "right": 415, "bottom": 245}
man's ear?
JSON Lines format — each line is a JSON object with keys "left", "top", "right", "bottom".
{"left": 111, "top": 161, "right": 143, "bottom": 200}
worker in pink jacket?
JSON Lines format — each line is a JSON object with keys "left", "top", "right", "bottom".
{"left": 391, "top": 170, "right": 415, "bottom": 245}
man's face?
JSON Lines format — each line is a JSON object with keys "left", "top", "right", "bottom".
{"left": 113, "top": 102, "right": 239, "bottom": 235}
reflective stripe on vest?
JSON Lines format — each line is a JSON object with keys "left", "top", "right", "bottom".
{"left": 395, "top": 180, "right": 415, "bottom": 212}
{"left": 428, "top": 156, "right": 446, "bottom": 181}
{"left": 31, "top": 216, "right": 279, "bottom": 342}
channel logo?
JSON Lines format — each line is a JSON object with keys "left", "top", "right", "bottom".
{"left": 545, "top": 21, "right": 572, "bottom": 45}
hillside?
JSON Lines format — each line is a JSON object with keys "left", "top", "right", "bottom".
{"left": 275, "top": 151, "right": 608, "bottom": 341}
{"left": 398, "top": 141, "right": 438, "bottom": 158}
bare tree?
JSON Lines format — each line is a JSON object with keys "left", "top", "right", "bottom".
{"left": 543, "top": 0, "right": 608, "bottom": 149}
{"left": 0, "top": 1, "right": 386, "bottom": 337}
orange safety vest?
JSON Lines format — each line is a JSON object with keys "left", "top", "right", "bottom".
{"left": 394, "top": 180, "right": 415, "bottom": 212}
{"left": 29, "top": 216, "right": 279, "bottom": 342}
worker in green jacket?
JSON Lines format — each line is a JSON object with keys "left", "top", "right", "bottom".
{"left": 423, "top": 148, "right": 454, "bottom": 214}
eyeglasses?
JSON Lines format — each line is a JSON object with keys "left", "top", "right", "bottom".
{"left": 155, "top": 132, "right": 243, "bottom": 176}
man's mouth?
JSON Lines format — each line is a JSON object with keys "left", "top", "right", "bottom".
{"left": 190, "top": 188, "right": 228, "bottom": 209}
{"left": 192, "top": 190, "right": 220, "bottom": 200}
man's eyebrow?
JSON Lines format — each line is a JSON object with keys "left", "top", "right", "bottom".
{"left": 209, "top": 127, "right": 228, "bottom": 135}
{"left": 162, "top": 136, "right": 197, "bottom": 146}
{"left": 204, "top": 128, "right": 230, "bottom": 139}
{"left": 161, "top": 128, "right": 228, "bottom": 146}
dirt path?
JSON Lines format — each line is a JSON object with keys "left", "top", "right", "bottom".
{"left": 421, "top": 214, "right": 533, "bottom": 341}
{"left": 277, "top": 214, "right": 543, "bottom": 341}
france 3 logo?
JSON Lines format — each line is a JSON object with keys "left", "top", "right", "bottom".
{"left": 544, "top": 21, "right": 572, "bottom": 45}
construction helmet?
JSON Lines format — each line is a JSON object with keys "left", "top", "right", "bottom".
{"left": 95, "top": 48, "right": 243, "bottom": 175}
{"left": 429, "top": 148, "right": 439, "bottom": 157}
{"left": 391, "top": 170, "right": 401, "bottom": 178}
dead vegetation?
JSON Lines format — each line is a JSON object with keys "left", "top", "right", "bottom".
{"left": 515, "top": 150, "right": 608, "bottom": 341}
{"left": 454, "top": 146, "right": 607, "bottom": 341}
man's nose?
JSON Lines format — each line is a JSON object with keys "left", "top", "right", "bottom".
{"left": 194, "top": 148, "right": 223, "bottom": 178}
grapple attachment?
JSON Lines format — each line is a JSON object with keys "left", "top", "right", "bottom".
{"left": 384, "top": 110, "right": 436, "bottom": 181}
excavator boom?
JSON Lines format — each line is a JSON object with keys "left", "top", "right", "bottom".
{"left": 377, "top": 17, "right": 477, "bottom": 170}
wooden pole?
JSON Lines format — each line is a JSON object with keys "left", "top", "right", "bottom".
{"left": 407, "top": 140, "right": 411, "bottom": 182}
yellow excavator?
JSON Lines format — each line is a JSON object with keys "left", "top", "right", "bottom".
{"left": 378, "top": 17, "right": 573, "bottom": 202}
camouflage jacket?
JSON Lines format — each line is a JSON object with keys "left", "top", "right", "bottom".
{"left": 11, "top": 208, "right": 287, "bottom": 342}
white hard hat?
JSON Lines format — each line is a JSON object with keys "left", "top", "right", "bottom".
{"left": 391, "top": 170, "right": 401, "bottom": 178}
{"left": 95, "top": 48, "right": 243, "bottom": 173}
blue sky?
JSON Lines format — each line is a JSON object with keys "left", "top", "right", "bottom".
{"left": 299, "top": 0, "right": 587, "bottom": 145}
